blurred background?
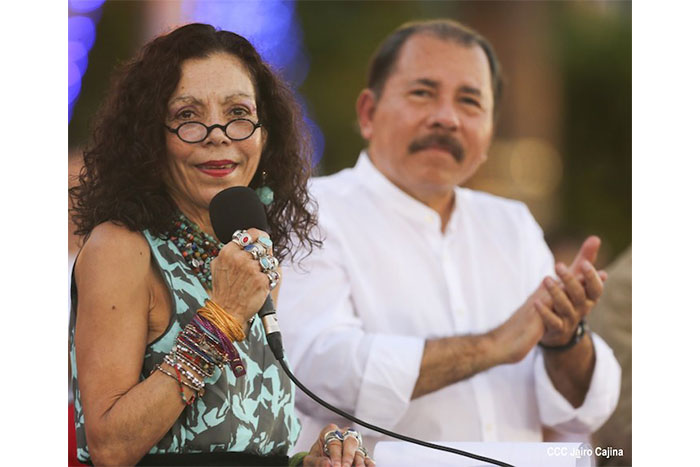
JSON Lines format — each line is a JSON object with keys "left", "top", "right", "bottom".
{"left": 68, "top": 1, "right": 631, "bottom": 464}
{"left": 69, "top": 0, "right": 631, "bottom": 265}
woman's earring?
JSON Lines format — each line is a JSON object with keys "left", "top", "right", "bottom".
{"left": 255, "top": 171, "right": 274, "bottom": 206}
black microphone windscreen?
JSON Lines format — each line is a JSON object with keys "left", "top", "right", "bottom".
{"left": 209, "top": 186, "right": 269, "bottom": 244}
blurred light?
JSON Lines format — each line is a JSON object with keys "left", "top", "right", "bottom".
{"left": 509, "top": 138, "right": 563, "bottom": 198}
{"left": 68, "top": 61, "right": 82, "bottom": 90}
{"left": 68, "top": 41, "right": 89, "bottom": 75}
{"left": 68, "top": 4, "right": 105, "bottom": 123}
{"left": 68, "top": 16, "right": 96, "bottom": 49}
{"left": 180, "top": 0, "right": 323, "bottom": 161}
{"left": 69, "top": 0, "right": 106, "bottom": 14}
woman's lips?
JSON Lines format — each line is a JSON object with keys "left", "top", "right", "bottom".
{"left": 196, "top": 160, "right": 238, "bottom": 178}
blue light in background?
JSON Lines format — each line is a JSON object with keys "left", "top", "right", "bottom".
{"left": 69, "top": 0, "right": 106, "bottom": 14}
{"left": 68, "top": 1, "right": 105, "bottom": 122}
{"left": 181, "top": 0, "right": 324, "bottom": 166}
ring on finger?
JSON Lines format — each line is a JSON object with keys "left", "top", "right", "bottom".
{"left": 322, "top": 430, "right": 344, "bottom": 456}
{"left": 244, "top": 242, "right": 266, "bottom": 259}
{"left": 266, "top": 270, "right": 280, "bottom": 290}
{"left": 356, "top": 446, "right": 369, "bottom": 458}
{"left": 343, "top": 428, "right": 362, "bottom": 446}
{"left": 257, "top": 235, "right": 273, "bottom": 252}
{"left": 231, "top": 230, "right": 253, "bottom": 248}
{"left": 259, "top": 254, "right": 278, "bottom": 273}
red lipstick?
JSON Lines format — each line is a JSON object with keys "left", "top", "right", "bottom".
{"left": 196, "top": 160, "right": 238, "bottom": 178}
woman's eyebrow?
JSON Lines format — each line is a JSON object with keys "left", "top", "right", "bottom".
{"left": 168, "top": 95, "right": 203, "bottom": 107}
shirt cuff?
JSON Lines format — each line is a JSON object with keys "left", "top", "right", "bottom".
{"left": 534, "top": 332, "right": 621, "bottom": 434}
{"left": 354, "top": 333, "right": 425, "bottom": 429}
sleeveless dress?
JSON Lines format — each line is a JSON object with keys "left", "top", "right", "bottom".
{"left": 69, "top": 230, "right": 300, "bottom": 464}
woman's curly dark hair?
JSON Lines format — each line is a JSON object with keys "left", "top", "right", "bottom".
{"left": 70, "top": 23, "right": 320, "bottom": 262}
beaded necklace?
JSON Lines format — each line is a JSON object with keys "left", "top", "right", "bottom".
{"left": 168, "top": 213, "right": 223, "bottom": 291}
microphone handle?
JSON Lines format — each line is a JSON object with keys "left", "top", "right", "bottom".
{"left": 258, "top": 295, "right": 284, "bottom": 360}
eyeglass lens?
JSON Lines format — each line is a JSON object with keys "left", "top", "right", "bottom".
{"left": 178, "top": 120, "right": 257, "bottom": 142}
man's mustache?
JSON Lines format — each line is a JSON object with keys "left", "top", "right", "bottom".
{"left": 408, "top": 133, "right": 464, "bottom": 162}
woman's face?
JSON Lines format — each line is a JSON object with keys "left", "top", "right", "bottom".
{"left": 164, "top": 52, "right": 265, "bottom": 217}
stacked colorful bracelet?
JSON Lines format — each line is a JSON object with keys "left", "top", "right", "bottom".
{"left": 155, "top": 300, "right": 249, "bottom": 406}
{"left": 197, "top": 299, "right": 247, "bottom": 342}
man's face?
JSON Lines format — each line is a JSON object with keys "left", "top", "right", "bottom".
{"left": 358, "top": 34, "right": 495, "bottom": 201}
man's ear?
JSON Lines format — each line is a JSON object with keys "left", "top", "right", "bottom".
{"left": 356, "top": 88, "right": 377, "bottom": 140}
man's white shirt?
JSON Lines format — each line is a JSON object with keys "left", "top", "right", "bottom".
{"left": 277, "top": 151, "right": 620, "bottom": 452}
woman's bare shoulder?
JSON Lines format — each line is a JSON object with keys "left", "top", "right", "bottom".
{"left": 75, "top": 222, "right": 152, "bottom": 289}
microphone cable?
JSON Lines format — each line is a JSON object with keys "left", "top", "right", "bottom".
{"left": 268, "top": 335, "right": 513, "bottom": 467}
{"left": 208, "top": 187, "right": 513, "bottom": 466}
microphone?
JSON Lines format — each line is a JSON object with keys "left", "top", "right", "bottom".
{"left": 208, "top": 186, "right": 511, "bottom": 467}
{"left": 209, "top": 186, "right": 284, "bottom": 361}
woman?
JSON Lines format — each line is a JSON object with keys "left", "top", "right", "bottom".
{"left": 69, "top": 23, "right": 373, "bottom": 467}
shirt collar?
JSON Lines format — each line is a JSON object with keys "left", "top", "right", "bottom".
{"left": 354, "top": 150, "right": 463, "bottom": 234}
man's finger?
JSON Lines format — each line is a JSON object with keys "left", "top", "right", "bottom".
{"left": 555, "top": 263, "right": 586, "bottom": 307}
{"left": 534, "top": 299, "right": 564, "bottom": 332}
{"left": 544, "top": 277, "right": 577, "bottom": 324}
{"left": 582, "top": 261, "right": 605, "bottom": 301}
{"left": 569, "top": 236, "right": 601, "bottom": 278}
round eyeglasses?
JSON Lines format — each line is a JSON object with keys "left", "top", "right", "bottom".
{"left": 165, "top": 118, "right": 262, "bottom": 143}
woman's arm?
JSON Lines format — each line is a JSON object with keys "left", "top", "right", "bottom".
{"left": 74, "top": 223, "right": 194, "bottom": 466}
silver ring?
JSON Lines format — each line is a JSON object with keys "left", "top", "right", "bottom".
{"left": 259, "top": 254, "right": 277, "bottom": 272}
{"left": 244, "top": 242, "right": 266, "bottom": 259}
{"left": 257, "top": 235, "right": 273, "bottom": 252}
{"left": 322, "top": 429, "right": 344, "bottom": 456}
{"left": 266, "top": 270, "right": 280, "bottom": 289}
{"left": 231, "top": 230, "right": 253, "bottom": 248}
{"left": 343, "top": 428, "right": 363, "bottom": 446}
{"left": 357, "top": 446, "right": 369, "bottom": 458}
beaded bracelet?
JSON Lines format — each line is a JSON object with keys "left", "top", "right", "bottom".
{"left": 153, "top": 363, "right": 197, "bottom": 406}
{"left": 172, "top": 334, "right": 222, "bottom": 383}
{"left": 179, "top": 330, "right": 227, "bottom": 367}
{"left": 171, "top": 351, "right": 211, "bottom": 379}
{"left": 164, "top": 355, "right": 206, "bottom": 393}
{"left": 164, "top": 363, "right": 203, "bottom": 395}
{"left": 189, "top": 314, "right": 247, "bottom": 377}
{"left": 175, "top": 345, "right": 216, "bottom": 377}
{"left": 160, "top": 308, "right": 249, "bottom": 392}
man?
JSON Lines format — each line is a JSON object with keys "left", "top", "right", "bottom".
{"left": 277, "top": 19, "right": 621, "bottom": 453}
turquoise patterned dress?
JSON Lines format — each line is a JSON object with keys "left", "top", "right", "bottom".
{"left": 69, "top": 230, "right": 300, "bottom": 464}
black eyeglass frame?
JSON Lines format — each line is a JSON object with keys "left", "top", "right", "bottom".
{"left": 165, "top": 118, "right": 263, "bottom": 143}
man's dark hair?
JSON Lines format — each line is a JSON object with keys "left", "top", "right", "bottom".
{"left": 367, "top": 19, "right": 503, "bottom": 116}
{"left": 70, "top": 23, "right": 320, "bottom": 261}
